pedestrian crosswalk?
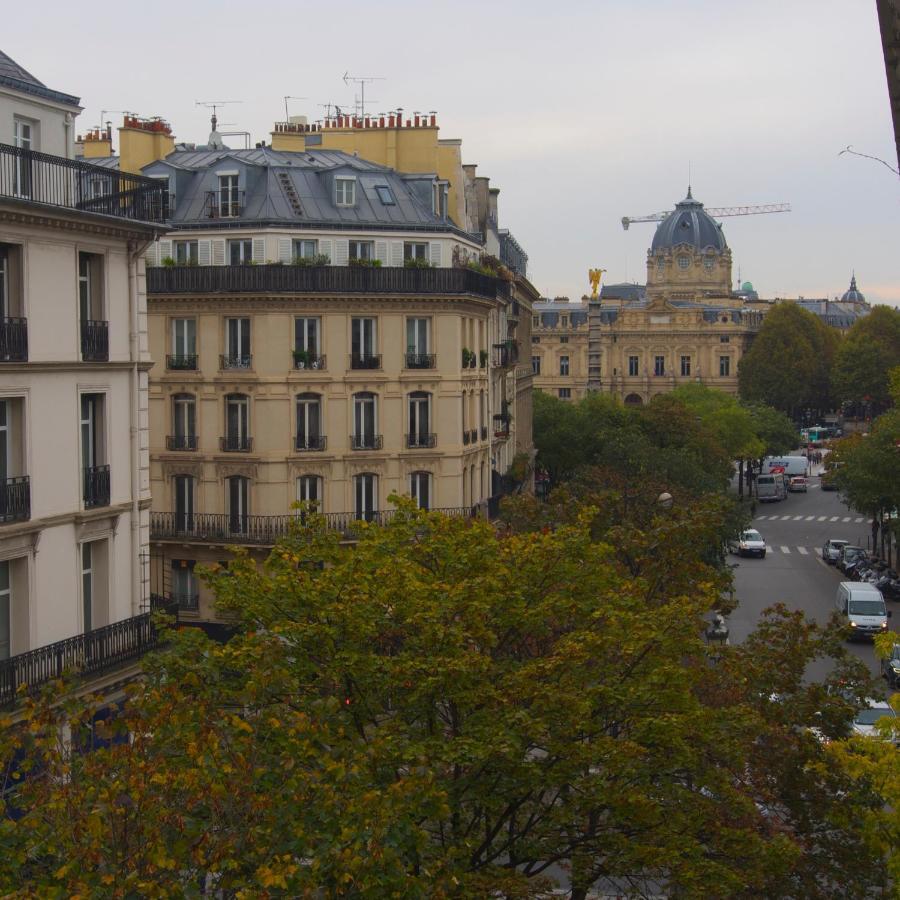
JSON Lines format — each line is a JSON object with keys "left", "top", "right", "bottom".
{"left": 735, "top": 546, "right": 824, "bottom": 557}
{"left": 754, "top": 514, "right": 865, "bottom": 523}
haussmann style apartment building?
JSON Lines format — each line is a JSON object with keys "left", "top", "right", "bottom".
{"left": 0, "top": 49, "right": 168, "bottom": 708}
{"left": 77, "top": 110, "right": 536, "bottom": 619}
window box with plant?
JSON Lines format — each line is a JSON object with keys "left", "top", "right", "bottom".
{"left": 291, "top": 253, "right": 331, "bottom": 267}
{"left": 403, "top": 257, "right": 434, "bottom": 269}
{"left": 461, "top": 348, "right": 477, "bottom": 369}
{"left": 348, "top": 258, "right": 382, "bottom": 268}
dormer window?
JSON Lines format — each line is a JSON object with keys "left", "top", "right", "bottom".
{"left": 677, "top": 256, "right": 690, "bottom": 270}
{"left": 335, "top": 178, "right": 356, "bottom": 207}
{"left": 374, "top": 185, "right": 394, "bottom": 205}
{"left": 703, "top": 256, "right": 715, "bottom": 270}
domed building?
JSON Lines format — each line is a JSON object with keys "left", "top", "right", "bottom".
{"left": 646, "top": 188, "right": 733, "bottom": 299}
{"left": 841, "top": 273, "right": 866, "bottom": 306}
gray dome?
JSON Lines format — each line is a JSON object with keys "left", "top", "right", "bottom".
{"left": 841, "top": 273, "right": 865, "bottom": 304}
{"left": 650, "top": 188, "right": 727, "bottom": 253}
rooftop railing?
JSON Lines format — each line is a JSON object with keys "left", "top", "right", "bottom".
{"left": 0, "top": 143, "right": 169, "bottom": 223}
{"left": 147, "top": 264, "right": 508, "bottom": 301}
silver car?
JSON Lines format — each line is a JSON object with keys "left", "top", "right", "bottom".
{"left": 729, "top": 529, "right": 767, "bottom": 558}
{"left": 822, "top": 539, "right": 848, "bottom": 565}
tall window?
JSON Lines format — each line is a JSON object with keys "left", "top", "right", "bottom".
{"left": 80, "top": 393, "right": 103, "bottom": 470}
{"left": 410, "top": 472, "right": 431, "bottom": 510}
{"left": 408, "top": 392, "right": 432, "bottom": 447}
{"left": 0, "top": 561, "right": 10, "bottom": 660}
{"left": 293, "top": 239, "right": 318, "bottom": 260}
{"left": 225, "top": 317, "right": 251, "bottom": 368}
{"left": 227, "top": 475, "right": 249, "bottom": 532}
{"left": 335, "top": 178, "right": 356, "bottom": 207}
{"left": 296, "top": 474, "right": 321, "bottom": 506}
{"left": 228, "top": 238, "right": 252, "bottom": 265}
{"left": 78, "top": 252, "right": 103, "bottom": 322}
{"left": 406, "top": 318, "right": 429, "bottom": 354}
{"left": 171, "top": 560, "right": 198, "bottom": 611}
{"left": 719, "top": 356, "right": 731, "bottom": 377}
{"left": 174, "top": 240, "right": 198, "bottom": 265}
{"left": 559, "top": 355, "right": 570, "bottom": 376}
{"left": 224, "top": 394, "right": 250, "bottom": 451}
{"left": 296, "top": 393, "right": 322, "bottom": 450}
{"left": 680, "top": 355, "right": 691, "bottom": 377}
{"left": 0, "top": 245, "right": 7, "bottom": 318}
{"left": 532, "top": 356, "right": 541, "bottom": 375}
{"left": 354, "top": 473, "right": 377, "bottom": 521}
{"left": 219, "top": 174, "right": 240, "bottom": 217}
{"left": 172, "top": 394, "right": 196, "bottom": 450}
{"left": 349, "top": 240, "right": 373, "bottom": 261}
{"left": 654, "top": 355, "right": 665, "bottom": 377}
{"left": 13, "top": 119, "right": 33, "bottom": 197}
{"left": 81, "top": 542, "right": 93, "bottom": 633}
{"left": 352, "top": 393, "right": 378, "bottom": 449}
{"left": 404, "top": 242, "right": 428, "bottom": 261}
{"left": 628, "top": 355, "right": 639, "bottom": 377}
{"left": 294, "top": 317, "right": 321, "bottom": 362}
{"left": 171, "top": 318, "right": 196, "bottom": 361}
{"left": 173, "top": 474, "right": 194, "bottom": 532}
{"left": 351, "top": 317, "right": 377, "bottom": 365}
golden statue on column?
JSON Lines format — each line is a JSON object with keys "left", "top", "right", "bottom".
{"left": 588, "top": 268, "right": 607, "bottom": 299}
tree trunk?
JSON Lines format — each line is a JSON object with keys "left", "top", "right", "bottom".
{"left": 738, "top": 459, "right": 744, "bottom": 500}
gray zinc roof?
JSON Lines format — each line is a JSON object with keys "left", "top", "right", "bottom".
{"left": 0, "top": 49, "right": 80, "bottom": 107}
{"left": 650, "top": 188, "right": 727, "bottom": 253}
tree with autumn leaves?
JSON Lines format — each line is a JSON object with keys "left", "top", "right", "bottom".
{"left": 0, "top": 497, "right": 891, "bottom": 897}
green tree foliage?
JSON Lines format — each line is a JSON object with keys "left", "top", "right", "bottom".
{"left": 743, "top": 402, "right": 798, "bottom": 457}
{"left": 0, "top": 502, "right": 887, "bottom": 897}
{"left": 832, "top": 306, "right": 900, "bottom": 412}
{"left": 737, "top": 303, "right": 839, "bottom": 416}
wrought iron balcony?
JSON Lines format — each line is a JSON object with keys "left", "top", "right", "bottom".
{"left": 350, "top": 353, "right": 381, "bottom": 370}
{"left": 295, "top": 435, "right": 327, "bottom": 452}
{"left": 0, "top": 476, "right": 30, "bottom": 523}
{"left": 172, "top": 591, "right": 199, "bottom": 612}
{"left": 493, "top": 414, "right": 511, "bottom": 439}
{"left": 0, "top": 142, "right": 169, "bottom": 224}
{"left": 293, "top": 353, "right": 326, "bottom": 370}
{"left": 166, "top": 435, "right": 198, "bottom": 451}
{"left": 0, "top": 317, "right": 27, "bottom": 362}
{"left": 492, "top": 340, "right": 519, "bottom": 369}
{"left": 406, "top": 432, "right": 436, "bottom": 449}
{"left": 350, "top": 433, "right": 383, "bottom": 451}
{"left": 202, "top": 190, "right": 244, "bottom": 219}
{"left": 220, "top": 354, "right": 252, "bottom": 370}
{"left": 83, "top": 465, "right": 110, "bottom": 508}
{"left": 220, "top": 435, "right": 253, "bottom": 452}
{"left": 80, "top": 320, "right": 109, "bottom": 362}
{"left": 0, "top": 609, "right": 164, "bottom": 707}
{"left": 147, "top": 264, "right": 509, "bottom": 302}
{"left": 166, "top": 354, "right": 198, "bottom": 371}
{"left": 404, "top": 352, "right": 436, "bottom": 369}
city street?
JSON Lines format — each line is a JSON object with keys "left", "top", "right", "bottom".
{"left": 728, "top": 473, "right": 896, "bottom": 697}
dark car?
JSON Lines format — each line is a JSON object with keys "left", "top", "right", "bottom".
{"left": 882, "top": 644, "right": 900, "bottom": 688}
{"left": 838, "top": 545, "right": 867, "bottom": 575}
{"left": 820, "top": 474, "right": 839, "bottom": 491}
{"left": 822, "top": 539, "right": 849, "bottom": 565}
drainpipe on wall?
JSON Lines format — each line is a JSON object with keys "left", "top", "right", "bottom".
{"left": 127, "top": 238, "right": 155, "bottom": 615}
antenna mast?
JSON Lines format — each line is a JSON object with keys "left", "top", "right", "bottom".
{"left": 342, "top": 72, "right": 384, "bottom": 118}
{"left": 195, "top": 100, "right": 242, "bottom": 132}
{"left": 283, "top": 96, "right": 307, "bottom": 121}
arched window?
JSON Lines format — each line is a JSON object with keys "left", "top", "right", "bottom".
{"left": 352, "top": 392, "right": 379, "bottom": 450}
{"left": 223, "top": 394, "right": 250, "bottom": 452}
{"left": 407, "top": 392, "right": 433, "bottom": 448}
{"left": 171, "top": 393, "right": 197, "bottom": 451}
{"left": 226, "top": 475, "right": 249, "bottom": 533}
{"left": 296, "top": 393, "right": 323, "bottom": 451}
{"left": 410, "top": 471, "right": 431, "bottom": 510}
{"left": 354, "top": 473, "right": 377, "bottom": 521}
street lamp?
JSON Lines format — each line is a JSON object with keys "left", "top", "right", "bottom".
{"left": 656, "top": 492, "right": 673, "bottom": 510}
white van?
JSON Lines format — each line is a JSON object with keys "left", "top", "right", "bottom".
{"left": 835, "top": 582, "right": 891, "bottom": 640}
{"left": 756, "top": 473, "right": 787, "bottom": 502}
{"left": 762, "top": 456, "right": 809, "bottom": 478}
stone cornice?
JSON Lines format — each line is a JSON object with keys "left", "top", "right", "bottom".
{"left": 146, "top": 294, "right": 497, "bottom": 315}
{"left": 0, "top": 203, "right": 160, "bottom": 241}
{"left": 0, "top": 360, "right": 154, "bottom": 373}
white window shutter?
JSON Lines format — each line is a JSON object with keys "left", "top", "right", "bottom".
{"left": 318, "top": 239, "right": 333, "bottom": 263}
{"left": 375, "top": 240, "right": 388, "bottom": 266}
{"left": 390, "top": 242, "right": 403, "bottom": 267}
{"left": 144, "top": 242, "right": 159, "bottom": 267}
{"left": 429, "top": 242, "right": 442, "bottom": 267}
{"left": 198, "top": 240, "right": 211, "bottom": 267}
{"left": 278, "top": 238, "right": 292, "bottom": 263}
{"left": 159, "top": 239, "right": 172, "bottom": 262}
{"left": 334, "top": 239, "right": 349, "bottom": 266}
{"left": 212, "top": 239, "right": 226, "bottom": 266}
{"left": 252, "top": 238, "right": 266, "bottom": 263}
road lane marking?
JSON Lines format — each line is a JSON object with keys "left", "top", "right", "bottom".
{"left": 793, "top": 515, "right": 804, "bottom": 520}
{"left": 815, "top": 548, "right": 822, "bottom": 556}
{"left": 805, "top": 515, "right": 815, "bottom": 520}
{"left": 830, "top": 516, "right": 840, "bottom": 522}
{"left": 854, "top": 518, "right": 863, "bottom": 523}
{"left": 818, "top": 516, "right": 827, "bottom": 521}
{"left": 842, "top": 517, "right": 851, "bottom": 522}
{"left": 781, "top": 515, "right": 792, "bottom": 520}
{"left": 781, "top": 546, "right": 791, "bottom": 554}
{"left": 797, "top": 546, "right": 808, "bottom": 555}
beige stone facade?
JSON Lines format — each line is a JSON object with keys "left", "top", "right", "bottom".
{"left": 531, "top": 299, "right": 589, "bottom": 401}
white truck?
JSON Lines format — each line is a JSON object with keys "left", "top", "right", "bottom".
{"left": 762, "top": 456, "right": 809, "bottom": 478}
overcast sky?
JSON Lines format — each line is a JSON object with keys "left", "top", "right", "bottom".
{"left": 7, "top": 0, "right": 897, "bottom": 304}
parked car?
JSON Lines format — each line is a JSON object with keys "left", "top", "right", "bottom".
{"left": 881, "top": 643, "right": 900, "bottom": 689}
{"left": 851, "top": 699, "right": 898, "bottom": 742}
{"left": 729, "top": 529, "right": 767, "bottom": 558}
{"left": 821, "top": 539, "right": 849, "bottom": 565}
{"left": 788, "top": 476, "right": 808, "bottom": 493}
{"left": 837, "top": 545, "right": 867, "bottom": 575}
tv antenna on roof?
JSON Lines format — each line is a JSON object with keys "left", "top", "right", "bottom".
{"left": 342, "top": 72, "right": 384, "bottom": 118}
{"left": 284, "top": 96, "right": 307, "bottom": 121}
{"left": 195, "top": 100, "right": 242, "bottom": 130}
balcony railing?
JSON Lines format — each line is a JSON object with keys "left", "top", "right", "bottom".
{"left": 172, "top": 592, "right": 199, "bottom": 612}
{"left": 220, "top": 354, "right": 252, "bottom": 370}
{"left": 406, "top": 433, "right": 436, "bottom": 449}
{"left": 202, "top": 190, "right": 244, "bottom": 219}
{"left": 80, "top": 320, "right": 109, "bottom": 362}
{"left": 405, "top": 352, "right": 436, "bottom": 369}
{"left": 295, "top": 435, "right": 327, "bottom": 451}
{"left": 0, "top": 143, "right": 169, "bottom": 223}
{"left": 220, "top": 435, "right": 253, "bottom": 452}
{"left": 0, "top": 610, "right": 163, "bottom": 707}
{"left": 468, "top": 429, "right": 478, "bottom": 444}
{"left": 150, "top": 507, "right": 478, "bottom": 545}
{"left": 83, "top": 465, "right": 110, "bottom": 508}
{"left": 350, "top": 434, "right": 383, "bottom": 451}
{"left": 166, "top": 435, "right": 198, "bottom": 451}
{"left": 493, "top": 414, "right": 511, "bottom": 439}
{"left": 493, "top": 340, "right": 519, "bottom": 369}
{"left": 146, "top": 264, "right": 508, "bottom": 302}
{"left": 293, "top": 353, "right": 326, "bottom": 371}
{"left": 166, "top": 354, "right": 198, "bottom": 371}
{"left": 0, "top": 476, "right": 30, "bottom": 523}
{"left": 0, "top": 317, "right": 27, "bottom": 362}
{"left": 350, "top": 353, "right": 381, "bottom": 370}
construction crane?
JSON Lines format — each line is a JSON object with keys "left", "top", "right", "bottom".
{"left": 621, "top": 202, "right": 791, "bottom": 230}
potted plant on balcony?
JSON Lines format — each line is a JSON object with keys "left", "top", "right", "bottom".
{"left": 161, "top": 256, "right": 176, "bottom": 268}
{"left": 462, "top": 347, "right": 474, "bottom": 368}
{"left": 479, "top": 349, "right": 488, "bottom": 368}
{"left": 293, "top": 349, "right": 310, "bottom": 369}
